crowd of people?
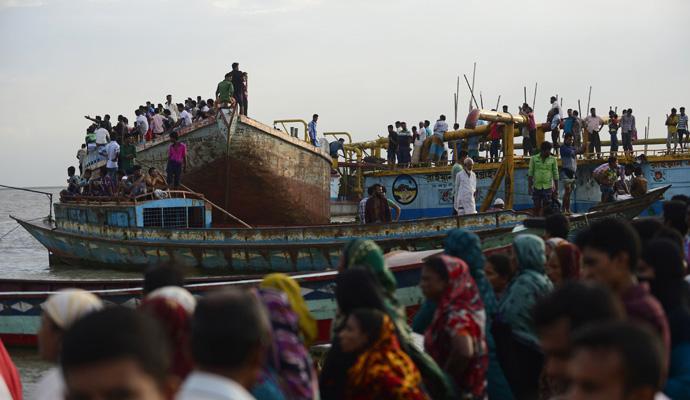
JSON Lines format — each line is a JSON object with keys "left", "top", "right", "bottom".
{"left": 67, "top": 63, "right": 251, "bottom": 198}
{"left": 2, "top": 203, "right": 689, "bottom": 400}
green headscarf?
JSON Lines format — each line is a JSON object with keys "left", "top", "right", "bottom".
{"left": 513, "top": 234, "right": 547, "bottom": 272}
{"left": 341, "top": 239, "right": 397, "bottom": 296}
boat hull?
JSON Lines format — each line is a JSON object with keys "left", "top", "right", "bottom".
{"left": 15, "top": 211, "right": 527, "bottom": 272}
{"left": 134, "top": 111, "right": 332, "bottom": 226}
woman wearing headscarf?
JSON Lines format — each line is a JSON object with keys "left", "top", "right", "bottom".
{"left": 320, "top": 268, "right": 388, "bottom": 400}
{"left": 255, "top": 288, "right": 319, "bottom": 400}
{"left": 35, "top": 289, "right": 103, "bottom": 400}
{"left": 420, "top": 254, "right": 488, "bottom": 399}
{"left": 443, "top": 228, "right": 514, "bottom": 400}
{"left": 260, "top": 273, "right": 318, "bottom": 346}
{"left": 545, "top": 242, "right": 581, "bottom": 287}
{"left": 140, "top": 286, "right": 197, "bottom": 381}
{"left": 340, "top": 308, "right": 429, "bottom": 400}
{"left": 338, "top": 239, "right": 454, "bottom": 400}
{"left": 495, "top": 234, "right": 553, "bottom": 399}
{"left": 640, "top": 239, "right": 690, "bottom": 399}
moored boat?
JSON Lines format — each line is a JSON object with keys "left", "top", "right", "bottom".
{"left": 85, "top": 108, "right": 332, "bottom": 226}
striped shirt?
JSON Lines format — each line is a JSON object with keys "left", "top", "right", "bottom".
{"left": 678, "top": 114, "right": 689, "bottom": 130}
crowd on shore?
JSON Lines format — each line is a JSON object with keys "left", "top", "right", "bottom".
{"left": 2, "top": 201, "right": 690, "bottom": 400}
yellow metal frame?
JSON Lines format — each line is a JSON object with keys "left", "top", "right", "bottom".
{"left": 273, "top": 119, "right": 309, "bottom": 142}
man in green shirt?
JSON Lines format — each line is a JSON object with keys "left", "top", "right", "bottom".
{"left": 119, "top": 136, "right": 137, "bottom": 174}
{"left": 528, "top": 141, "right": 559, "bottom": 216}
{"left": 215, "top": 73, "right": 235, "bottom": 108}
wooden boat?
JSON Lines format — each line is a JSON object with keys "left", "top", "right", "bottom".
{"left": 11, "top": 190, "right": 529, "bottom": 272}
{"left": 85, "top": 108, "right": 332, "bottom": 226}
{"left": 0, "top": 249, "right": 440, "bottom": 346}
{"left": 11, "top": 185, "right": 667, "bottom": 273}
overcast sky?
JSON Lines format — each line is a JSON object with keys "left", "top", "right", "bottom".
{"left": 1, "top": 0, "right": 688, "bottom": 187}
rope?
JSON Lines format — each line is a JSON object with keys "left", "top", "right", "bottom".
{"left": 0, "top": 217, "right": 45, "bottom": 241}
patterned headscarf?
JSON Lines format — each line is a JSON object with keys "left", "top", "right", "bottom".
{"left": 424, "top": 255, "right": 488, "bottom": 398}
{"left": 553, "top": 242, "right": 581, "bottom": 282}
{"left": 444, "top": 229, "right": 498, "bottom": 317}
{"left": 513, "top": 234, "right": 547, "bottom": 272}
{"left": 261, "top": 273, "right": 318, "bottom": 346}
{"left": 140, "top": 295, "right": 194, "bottom": 379}
{"left": 257, "top": 289, "right": 318, "bottom": 400}
{"left": 145, "top": 286, "right": 197, "bottom": 314}
{"left": 42, "top": 289, "right": 103, "bottom": 330}
{"left": 340, "top": 239, "right": 397, "bottom": 297}
{"left": 347, "top": 314, "right": 428, "bottom": 400}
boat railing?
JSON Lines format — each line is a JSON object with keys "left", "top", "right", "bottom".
{"left": 60, "top": 190, "right": 206, "bottom": 205}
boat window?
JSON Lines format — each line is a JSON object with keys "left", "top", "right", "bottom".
{"left": 142, "top": 206, "right": 205, "bottom": 228}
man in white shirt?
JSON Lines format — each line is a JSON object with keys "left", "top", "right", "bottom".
{"left": 412, "top": 121, "right": 428, "bottom": 164}
{"left": 94, "top": 126, "right": 109, "bottom": 147}
{"left": 454, "top": 157, "right": 478, "bottom": 215}
{"left": 175, "top": 104, "right": 193, "bottom": 130}
{"left": 165, "top": 94, "right": 179, "bottom": 121}
{"left": 177, "top": 289, "right": 270, "bottom": 400}
{"left": 105, "top": 139, "right": 120, "bottom": 178}
{"left": 135, "top": 109, "right": 149, "bottom": 144}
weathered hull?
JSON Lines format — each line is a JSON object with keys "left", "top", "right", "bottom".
{"left": 0, "top": 249, "right": 439, "bottom": 346}
{"left": 15, "top": 211, "right": 527, "bottom": 272}
{"left": 134, "top": 111, "right": 332, "bottom": 225}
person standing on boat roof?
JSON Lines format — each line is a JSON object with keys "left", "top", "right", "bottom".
{"left": 620, "top": 108, "right": 636, "bottom": 158}
{"left": 216, "top": 73, "right": 235, "bottom": 109}
{"left": 386, "top": 124, "right": 398, "bottom": 165}
{"left": 229, "top": 62, "right": 248, "bottom": 116}
{"left": 308, "top": 114, "right": 319, "bottom": 147}
{"left": 175, "top": 104, "right": 193, "bottom": 130}
{"left": 666, "top": 108, "right": 680, "bottom": 152}
{"left": 560, "top": 133, "right": 577, "bottom": 215}
{"left": 105, "top": 137, "right": 120, "bottom": 179}
{"left": 412, "top": 121, "right": 427, "bottom": 164}
{"left": 528, "top": 140, "right": 559, "bottom": 217}
{"left": 397, "top": 122, "right": 412, "bottom": 166}
{"left": 608, "top": 109, "right": 620, "bottom": 154}
{"left": 94, "top": 123, "right": 109, "bottom": 152}
{"left": 584, "top": 108, "right": 604, "bottom": 158}
{"left": 571, "top": 110, "right": 583, "bottom": 152}
{"left": 164, "top": 94, "right": 178, "bottom": 121}
{"left": 550, "top": 106, "right": 562, "bottom": 147}
{"left": 454, "top": 157, "right": 477, "bottom": 215}
{"left": 167, "top": 132, "right": 187, "bottom": 188}
{"left": 430, "top": 115, "right": 448, "bottom": 164}
{"left": 134, "top": 109, "right": 149, "bottom": 144}
{"left": 678, "top": 107, "right": 688, "bottom": 150}
{"left": 563, "top": 109, "right": 574, "bottom": 136}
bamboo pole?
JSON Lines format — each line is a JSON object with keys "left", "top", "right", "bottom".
{"left": 578, "top": 100, "right": 582, "bottom": 117}
{"left": 523, "top": 86, "right": 527, "bottom": 104}
{"left": 586, "top": 86, "right": 592, "bottom": 113}
{"left": 463, "top": 74, "right": 480, "bottom": 109}
{"left": 495, "top": 95, "right": 501, "bottom": 111}
{"left": 480, "top": 162, "right": 506, "bottom": 212}
{"left": 644, "top": 116, "right": 650, "bottom": 153}
{"left": 469, "top": 62, "right": 476, "bottom": 112}
{"left": 532, "top": 82, "right": 538, "bottom": 110}
{"left": 480, "top": 92, "right": 484, "bottom": 109}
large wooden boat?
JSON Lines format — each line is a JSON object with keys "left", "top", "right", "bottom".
{"left": 85, "top": 108, "right": 332, "bottom": 226}
{"left": 11, "top": 185, "right": 667, "bottom": 273}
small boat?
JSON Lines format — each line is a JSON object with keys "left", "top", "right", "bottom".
{"left": 85, "top": 108, "right": 332, "bottom": 226}
{"left": 0, "top": 249, "right": 440, "bottom": 347}
{"left": 12, "top": 190, "right": 529, "bottom": 272}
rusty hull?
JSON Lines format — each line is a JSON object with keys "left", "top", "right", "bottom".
{"left": 134, "top": 111, "right": 332, "bottom": 226}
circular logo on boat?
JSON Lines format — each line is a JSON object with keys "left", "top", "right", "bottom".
{"left": 392, "top": 174, "right": 418, "bottom": 205}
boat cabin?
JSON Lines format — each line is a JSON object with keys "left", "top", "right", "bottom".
{"left": 54, "top": 191, "right": 212, "bottom": 230}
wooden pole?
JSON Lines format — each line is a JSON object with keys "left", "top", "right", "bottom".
{"left": 504, "top": 122, "right": 515, "bottom": 209}
{"left": 455, "top": 75, "right": 460, "bottom": 123}
{"left": 480, "top": 92, "right": 484, "bottom": 109}
{"left": 644, "top": 116, "right": 650, "bottom": 154}
{"left": 586, "top": 86, "right": 592, "bottom": 114}
{"left": 523, "top": 86, "right": 527, "bottom": 104}
{"left": 578, "top": 100, "right": 582, "bottom": 117}
{"left": 469, "top": 62, "right": 476, "bottom": 112}
{"left": 495, "top": 95, "right": 501, "bottom": 111}
{"left": 532, "top": 82, "right": 538, "bottom": 111}
{"left": 463, "top": 74, "right": 480, "bottom": 109}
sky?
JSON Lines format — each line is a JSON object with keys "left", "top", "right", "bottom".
{"left": 1, "top": 0, "right": 689, "bottom": 187}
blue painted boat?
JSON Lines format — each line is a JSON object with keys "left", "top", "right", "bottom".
{"left": 11, "top": 185, "right": 667, "bottom": 273}
{"left": 11, "top": 190, "right": 530, "bottom": 272}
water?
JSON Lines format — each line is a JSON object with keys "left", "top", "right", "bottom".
{"left": 0, "top": 187, "right": 142, "bottom": 396}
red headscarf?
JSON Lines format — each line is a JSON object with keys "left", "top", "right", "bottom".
{"left": 424, "top": 255, "right": 488, "bottom": 399}
{"left": 139, "top": 296, "right": 194, "bottom": 380}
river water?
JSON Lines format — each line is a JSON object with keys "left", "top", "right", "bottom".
{"left": 0, "top": 187, "right": 142, "bottom": 396}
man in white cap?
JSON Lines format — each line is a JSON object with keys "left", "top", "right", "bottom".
{"left": 488, "top": 198, "right": 505, "bottom": 212}
{"left": 454, "top": 157, "right": 477, "bottom": 215}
